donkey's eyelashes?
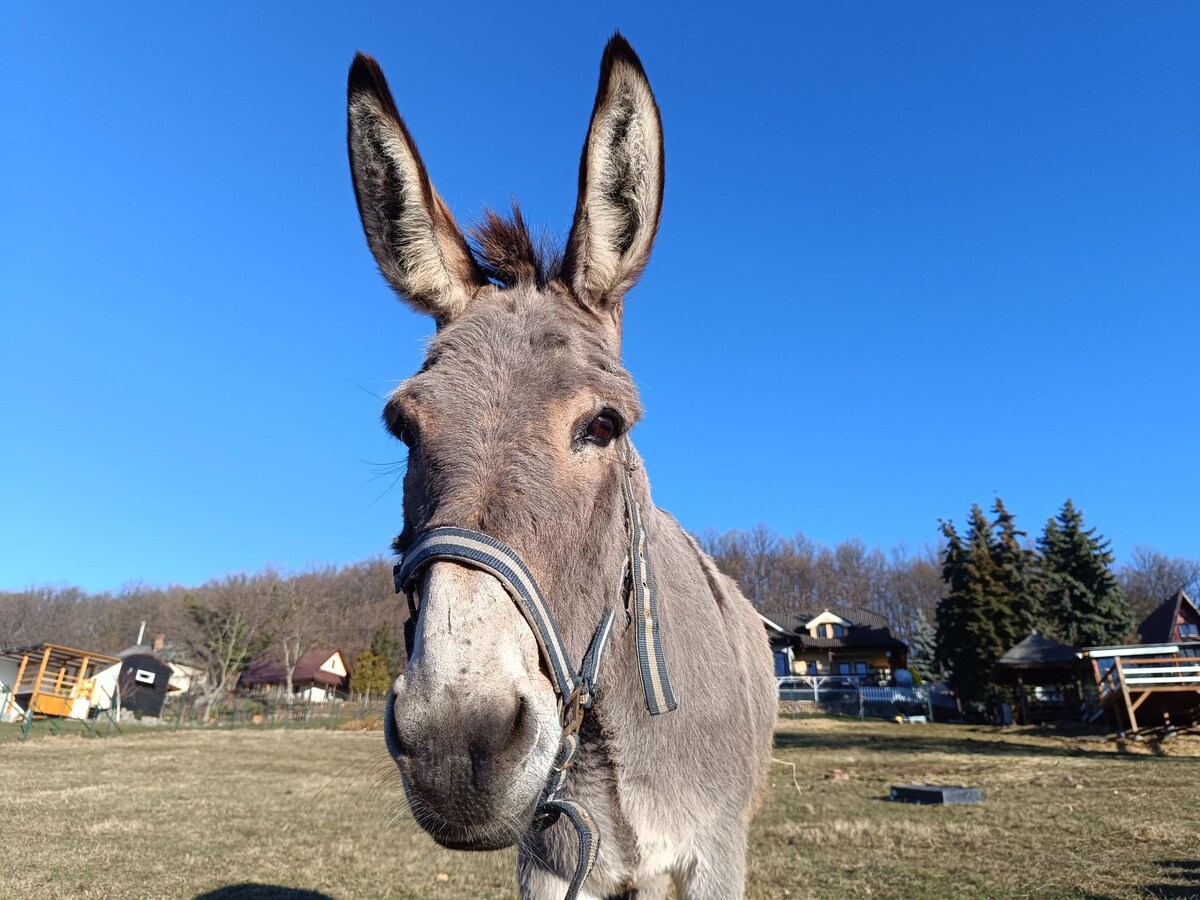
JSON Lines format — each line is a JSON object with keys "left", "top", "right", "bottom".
{"left": 395, "top": 421, "right": 417, "bottom": 449}
{"left": 382, "top": 401, "right": 418, "bottom": 449}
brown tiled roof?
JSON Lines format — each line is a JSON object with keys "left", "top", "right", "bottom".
{"left": 759, "top": 607, "right": 907, "bottom": 653}
{"left": 794, "top": 631, "right": 907, "bottom": 651}
{"left": 240, "top": 649, "right": 345, "bottom": 687}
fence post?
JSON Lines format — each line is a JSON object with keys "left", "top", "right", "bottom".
{"left": 927, "top": 688, "right": 934, "bottom": 723}
{"left": 858, "top": 689, "right": 865, "bottom": 722}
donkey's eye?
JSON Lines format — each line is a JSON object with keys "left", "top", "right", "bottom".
{"left": 585, "top": 412, "right": 620, "bottom": 447}
{"left": 394, "top": 420, "right": 417, "bottom": 449}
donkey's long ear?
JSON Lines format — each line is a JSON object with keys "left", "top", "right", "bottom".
{"left": 561, "top": 34, "right": 664, "bottom": 320}
{"left": 347, "top": 53, "right": 486, "bottom": 324}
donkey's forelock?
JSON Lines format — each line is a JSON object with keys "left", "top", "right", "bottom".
{"left": 469, "top": 204, "right": 563, "bottom": 290}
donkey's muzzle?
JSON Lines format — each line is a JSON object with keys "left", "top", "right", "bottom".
{"left": 386, "top": 682, "right": 541, "bottom": 848}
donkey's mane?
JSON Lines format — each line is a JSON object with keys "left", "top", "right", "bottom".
{"left": 468, "top": 203, "right": 563, "bottom": 289}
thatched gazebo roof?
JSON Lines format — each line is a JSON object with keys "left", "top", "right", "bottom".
{"left": 992, "top": 631, "right": 1082, "bottom": 685}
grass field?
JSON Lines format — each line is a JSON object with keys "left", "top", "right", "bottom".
{"left": 1, "top": 717, "right": 1197, "bottom": 899}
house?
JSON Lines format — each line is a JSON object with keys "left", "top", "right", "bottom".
{"left": 1138, "top": 589, "right": 1200, "bottom": 652}
{"left": 0, "top": 643, "right": 119, "bottom": 722}
{"left": 1084, "top": 590, "right": 1200, "bottom": 734}
{"left": 114, "top": 634, "right": 204, "bottom": 695}
{"left": 90, "top": 653, "right": 174, "bottom": 717}
{"left": 762, "top": 608, "right": 909, "bottom": 682}
{"left": 238, "top": 649, "right": 349, "bottom": 701}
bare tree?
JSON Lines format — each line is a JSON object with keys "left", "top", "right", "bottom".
{"left": 181, "top": 574, "right": 278, "bottom": 707}
{"left": 273, "top": 567, "right": 340, "bottom": 702}
{"left": 1119, "top": 546, "right": 1200, "bottom": 625}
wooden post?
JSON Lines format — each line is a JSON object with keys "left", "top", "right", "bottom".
{"left": 1016, "top": 674, "right": 1029, "bottom": 726}
{"left": 4, "top": 651, "right": 31, "bottom": 721}
{"left": 28, "top": 646, "right": 52, "bottom": 717}
{"left": 1116, "top": 657, "right": 1138, "bottom": 733}
{"left": 75, "top": 656, "right": 90, "bottom": 700}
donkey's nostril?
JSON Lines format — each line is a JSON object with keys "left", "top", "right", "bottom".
{"left": 469, "top": 692, "right": 533, "bottom": 770}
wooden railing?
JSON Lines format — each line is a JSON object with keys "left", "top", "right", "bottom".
{"left": 1097, "top": 656, "right": 1200, "bottom": 702}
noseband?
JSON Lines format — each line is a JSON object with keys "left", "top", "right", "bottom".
{"left": 392, "top": 446, "right": 676, "bottom": 900}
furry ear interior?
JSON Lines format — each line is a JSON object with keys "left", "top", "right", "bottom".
{"left": 347, "top": 53, "right": 486, "bottom": 323}
{"left": 561, "top": 34, "right": 665, "bottom": 320}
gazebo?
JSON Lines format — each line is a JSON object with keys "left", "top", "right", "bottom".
{"left": 992, "top": 631, "right": 1084, "bottom": 725}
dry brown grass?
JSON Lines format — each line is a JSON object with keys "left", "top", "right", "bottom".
{"left": 0, "top": 717, "right": 1197, "bottom": 899}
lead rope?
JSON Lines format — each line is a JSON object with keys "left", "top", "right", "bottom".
{"left": 392, "top": 445, "right": 676, "bottom": 900}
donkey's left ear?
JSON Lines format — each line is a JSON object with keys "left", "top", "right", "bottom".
{"left": 561, "top": 34, "right": 664, "bottom": 321}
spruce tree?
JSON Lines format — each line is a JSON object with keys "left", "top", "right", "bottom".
{"left": 1037, "top": 499, "right": 1132, "bottom": 647}
{"left": 908, "top": 609, "right": 940, "bottom": 683}
{"left": 935, "top": 506, "right": 1012, "bottom": 702}
{"left": 990, "top": 497, "right": 1041, "bottom": 638}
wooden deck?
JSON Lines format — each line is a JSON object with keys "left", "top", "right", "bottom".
{"left": 1, "top": 643, "right": 118, "bottom": 722}
{"left": 1094, "top": 652, "right": 1200, "bottom": 733}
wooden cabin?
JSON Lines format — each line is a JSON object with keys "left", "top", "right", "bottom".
{"left": 0, "top": 643, "right": 119, "bottom": 722}
{"left": 1138, "top": 589, "right": 1200, "bottom": 649}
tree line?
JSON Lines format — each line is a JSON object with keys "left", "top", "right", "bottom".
{"left": 932, "top": 498, "right": 1199, "bottom": 702}
{"left": 0, "top": 559, "right": 406, "bottom": 706}
{"left": 2, "top": 512, "right": 1195, "bottom": 705}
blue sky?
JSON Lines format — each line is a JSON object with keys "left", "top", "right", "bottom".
{"left": 2, "top": 4, "right": 1197, "bottom": 592}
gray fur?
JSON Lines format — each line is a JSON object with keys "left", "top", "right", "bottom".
{"left": 348, "top": 33, "right": 776, "bottom": 899}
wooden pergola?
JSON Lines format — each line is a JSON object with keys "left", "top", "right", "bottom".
{"left": 1, "top": 643, "right": 118, "bottom": 721}
{"left": 1084, "top": 644, "right": 1200, "bottom": 734}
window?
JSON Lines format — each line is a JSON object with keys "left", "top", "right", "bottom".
{"left": 837, "top": 662, "right": 851, "bottom": 675}
{"left": 854, "top": 662, "right": 868, "bottom": 675}
{"left": 1179, "top": 623, "right": 1199, "bottom": 639}
{"left": 807, "top": 661, "right": 819, "bottom": 675}
{"left": 833, "top": 624, "right": 846, "bottom": 638}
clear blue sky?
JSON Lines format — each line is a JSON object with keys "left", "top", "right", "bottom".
{"left": 2, "top": 4, "right": 1197, "bottom": 593}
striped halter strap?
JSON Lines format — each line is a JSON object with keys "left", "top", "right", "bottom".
{"left": 392, "top": 443, "right": 677, "bottom": 900}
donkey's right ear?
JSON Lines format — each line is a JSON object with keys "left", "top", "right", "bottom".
{"left": 347, "top": 53, "right": 486, "bottom": 324}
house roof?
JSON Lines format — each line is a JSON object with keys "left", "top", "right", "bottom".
{"left": 793, "top": 631, "right": 907, "bottom": 651}
{"left": 997, "top": 631, "right": 1079, "bottom": 667}
{"left": 804, "top": 610, "right": 852, "bottom": 630}
{"left": 0, "top": 643, "right": 118, "bottom": 668}
{"left": 993, "top": 631, "right": 1082, "bottom": 685}
{"left": 1138, "top": 589, "right": 1199, "bottom": 644}
{"left": 239, "top": 649, "right": 347, "bottom": 688}
{"left": 796, "top": 608, "right": 905, "bottom": 650}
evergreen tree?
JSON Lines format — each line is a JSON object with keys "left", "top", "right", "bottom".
{"left": 935, "top": 504, "right": 1026, "bottom": 703}
{"left": 990, "top": 497, "right": 1041, "bottom": 638}
{"left": 369, "top": 624, "right": 402, "bottom": 681}
{"left": 908, "top": 608, "right": 940, "bottom": 683}
{"left": 1037, "top": 499, "right": 1132, "bottom": 647}
{"left": 349, "top": 650, "right": 392, "bottom": 699}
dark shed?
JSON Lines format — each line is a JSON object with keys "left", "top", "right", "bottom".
{"left": 116, "top": 653, "right": 172, "bottom": 717}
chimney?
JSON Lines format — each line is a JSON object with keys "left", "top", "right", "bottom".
{"left": 153, "top": 633, "right": 165, "bottom": 655}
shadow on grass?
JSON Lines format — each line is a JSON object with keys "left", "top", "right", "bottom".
{"left": 773, "top": 728, "right": 1191, "bottom": 762}
{"left": 1051, "top": 860, "right": 1200, "bottom": 900}
{"left": 195, "top": 886, "right": 334, "bottom": 900}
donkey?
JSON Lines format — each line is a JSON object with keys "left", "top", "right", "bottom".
{"left": 346, "top": 34, "right": 777, "bottom": 900}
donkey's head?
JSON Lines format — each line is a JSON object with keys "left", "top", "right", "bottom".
{"left": 347, "top": 35, "right": 664, "bottom": 850}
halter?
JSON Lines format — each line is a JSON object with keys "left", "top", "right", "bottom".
{"left": 392, "top": 444, "right": 676, "bottom": 900}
